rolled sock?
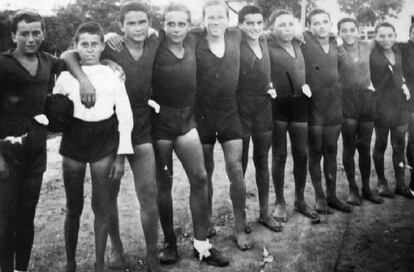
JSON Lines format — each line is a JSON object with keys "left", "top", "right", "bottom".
{"left": 194, "top": 239, "right": 212, "bottom": 260}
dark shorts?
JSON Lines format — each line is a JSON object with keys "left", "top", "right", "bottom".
{"left": 237, "top": 95, "right": 272, "bottom": 136}
{"left": 0, "top": 123, "right": 47, "bottom": 176}
{"left": 309, "top": 91, "right": 343, "bottom": 126}
{"left": 152, "top": 105, "right": 197, "bottom": 141}
{"left": 272, "top": 96, "right": 308, "bottom": 123}
{"left": 342, "top": 88, "right": 376, "bottom": 122}
{"left": 131, "top": 106, "right": 152, "bottom": 146}
{"left": 60, "top": 115, "right": 119, "bottom": 163}
{"left": 375, "top": 93, "right": 409, "bottom": 128}
{"left": 195, "top": 98, "right": 244, "bottom": 144}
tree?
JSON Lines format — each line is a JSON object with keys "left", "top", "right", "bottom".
{"left": 338, "top": 0, "right": 404, "bottom": 25}
{"left": 242, "top": 0, "right": 317, "bottom": 21}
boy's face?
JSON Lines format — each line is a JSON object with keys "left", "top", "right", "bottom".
{"left": 309, "top": 13, "right": 331, "bottom": 39}
{"left": 238, "top": 13, "right": 264, "bottom": 41}
{"left": 122, "top": 10, "right": 150, "bottom": 42}
{"left": 375, "top": 26, "right": 396, "bottom": 50}
{"left": 339, "top": 21, "right": 359, "bottom": 46}
{"left": 271, "top": 14, "right": 295, "bottom": 43}
{"left": 76, "top": 33, "right": 104, "bottom": 65}
{"left": 12, "top": 20, "right": 44, "bottom": 56}
{"left": 163, "top": 11, "right": 190, "bottom": 45}
{"left": 203, "top": 5, "right": 228, "bottom": 38}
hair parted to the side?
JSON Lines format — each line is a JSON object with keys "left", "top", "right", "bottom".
{"left": 268, "top": 9, "right": 293, "bottom": 28}
{"left": 74, "top": 22, "right": 105, "bottom": 43}
{"left": 12, "top": 10, "right": 45, "bottom": 33}
{"left": 306, "top": 8, "right": 330, "bottom": 26}
{"left": 202, "top": 0, "right": 229, "bottom": 18}
{"left": 337, "top": 17, "right": 359, "bottom": 32}
{"left": 163, "top": 2, "right": 191, "bottom": 23}
{"left": 238, "top": 5, "right": 263, "bottom": 24}
{"left": 120, "top": 1, "right": 149, "bottom": 24}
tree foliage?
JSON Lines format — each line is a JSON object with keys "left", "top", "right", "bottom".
{"left": 249, "top": 0, "right": 317, "bottom": 21}
{"left": 338, "top": 0, "right": 404, "bottom": 25}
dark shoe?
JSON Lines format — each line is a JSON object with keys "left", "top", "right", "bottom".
{"left": 395, "top": 186, "right": 414, "bottom": 199}
{"left": 159, "top": 242, "right": 178, "bottom": 265}
{"left": 193, "top": 247, "right": 230, "bottom": 267}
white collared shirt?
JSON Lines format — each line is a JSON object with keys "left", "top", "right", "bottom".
{"left": 53, "top": 64, "right": 133, "bottom": 155}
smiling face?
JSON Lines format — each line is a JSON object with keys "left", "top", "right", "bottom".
{"left": 12, "top": 20, "right": 44, "bottom": 56}
{"left": 203, "top": 4, "right": 228, "bottom": 38}
{"left": 76, "top": 33, "right": 104, "bottom": 66}
{"left": 375, "top": 26, "right": 396, "bottom": 50}
{"left": 338, "top": 21, "right": 359, "bottom": 46}
{"left": 271, "top": 13, "right": 295, "bottom": 43}
{"left": 163, "top": 10, "right": 190, "bottom": 45}
{"left": 309, "top": 12, "right": 332, "bottom": 39}
{"left": 122, "top": 10, "right": 150, "bottom": 43}
{"left": 238, "top": 13, "right": 264, "bottom": 41}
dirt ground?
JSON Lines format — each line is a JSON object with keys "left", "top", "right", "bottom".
{"left": 28, "top": 136, "right": 414, "bottom": 272}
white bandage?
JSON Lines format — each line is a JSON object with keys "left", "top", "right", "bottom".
{"left": 34, "top": 114, "right": 49, "bottom": 126}
{"left": 194, "top": 239, "right": 212, "bottom": 260}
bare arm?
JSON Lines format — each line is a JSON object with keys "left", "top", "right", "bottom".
{"left": 60, "top": 50, "right": 96, "bottom": 108}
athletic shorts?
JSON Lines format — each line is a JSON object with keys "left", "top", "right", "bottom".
{"left": 237, "top": 95, "right": 272, "bottom": 136}
{"left": 195, "top": 98, "right": 244, "bottom": 144}
{"left": 131, "top": 106, "right": 152, "bottom": 146}
{"left": 60, "top": 115, "right": 119, "bottom": 163}
{"left": 0, "top": 123, "right": 47, "bottom": 176}
{"left": 309, "top": 89, "right": 343, "bottom": 126}
{"left": 342, "top": 88, "right": 376, "bottom": 122}
{"left": 272, "top": 96, "right": 308, "bottom": 123}
{"left": 152, "top": 105, "right": 196, "bottom": 141}
{"left": 375, "top": 93, "right": 409, "bottom": 128}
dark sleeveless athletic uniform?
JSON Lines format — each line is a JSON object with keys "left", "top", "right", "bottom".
{"left": 236, "top": 35, "right": 272, "bottom": 136}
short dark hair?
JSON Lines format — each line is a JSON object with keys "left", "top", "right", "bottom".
{"left": 268, "top": 9, "right": 293, "bottom": 28}
{"left": 12, "top": 10, "right": 44, "bottom": 33}
{"left": 238, "top": 5, "right": 263, "bottom": 24}
{"left": 306, "top": 9, "right": 330, "bottom": 26}
{"left": 120, "top": 1, "right": 149, "bottom": 24}
{"left": 374, "top": 21, "right": 396, "bottom": 34}
{"left": 163, "top": 2, "right": 191, "bottom": 23}
{"left": 337, "top": 17, "right": 359, "bottom": 32}
{"left": 74, "top": 22, "right": 104, "bottom": 43}
{"left": 203, "top": 0, "right": 229, "bottom": 19}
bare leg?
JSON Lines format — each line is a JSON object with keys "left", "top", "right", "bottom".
{"left": 272, "top": 120, "right": 288, "bottom": 222}
{"left": 324, "top": 125, "right": 351, "bottom": 213}
{"left": 202, "top": 144, "right": 216, "bottom": 237}
{"left": 128, "top": 144, "right": 160, "bottom": 272}
{"left": 342, "top": 118, "right": 361, "bottom": 206}
{"left": 62, "top": 156, "right": 86, "bottom": 272}
{"left": 373, "top": 127, "right": 393, "bottom": 197}
{"left": 289, "top": 122, "right": 318, "bottom": 219}
{"left": 252, "top": 131, "right": 281, "bottom": 232}
{"left": 90, "top": 155, "right": 119, "bottom": 272}
{"left": 221, "top": 139, "right": 252, "bottom": 250}
{"left": 308, "top": 125, "right": 331, "bottom": 214}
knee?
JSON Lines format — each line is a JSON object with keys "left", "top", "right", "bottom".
{"left": 137, "top": 184, "right": 158, "bottom": 209}
{"left": 225, "top": 159, "right": 243, "bottom": 178}
{"left": 253, "top": 152, "right": 269, "bottom": 170}
{"left": 66, "top": 200, "right": 83, "bottom": 220}
{"left": 190, "top": 170, "right": 208, "bottom": 193}
{"left": 292, "top": 149, "right": 307, "bottom": 164}
{"left": 204, "top": 159, "right": 215, "bottom": 174}
{"left": 323, "top": 143, "right": 338, "bottom": 156}
{"left": 273, "top": 152, "right": 287, "bottom": 165}
{"left": 356, "top": 140, "right": 370, "bottom": 156}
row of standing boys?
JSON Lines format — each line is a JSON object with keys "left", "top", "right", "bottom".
{"left": 1, "top": 0, "right": 414, "bottom": 272}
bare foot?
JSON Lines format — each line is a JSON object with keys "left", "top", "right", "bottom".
{"left": 233, "top": 230, "right": 253, "bottom": 251}
{"left": 378, "top": 184, "right": 394, "bottom": 198}
{"left": 258, "top": 215, "right": 282, "bottom": 232}
{"left": 107, "top": 248, "right": 127, "bottom": 269}
{"left": 362, "top": 188, "right": 384, "bottom": 204}
{"left": 294, "top": 200, "right": 320, "bottom": 222}
{"left": 346, "top": 188, "right": 362, "bottom": 206}
{"left": 315, "top": 198, "right": 333, "bottom": 214}
{"left": 327, "top": 196, "right": 351, "bottom": 213}
{"left": 273, "top": 203, "right": 288, "bottom": 222}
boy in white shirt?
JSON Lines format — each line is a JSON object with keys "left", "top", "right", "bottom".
{"left": 53, "top": 22, "right": 133, "bottom": 272}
